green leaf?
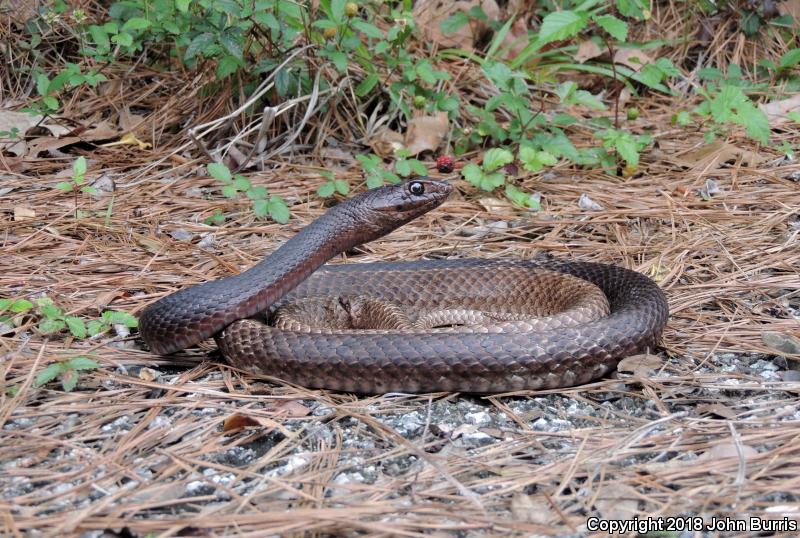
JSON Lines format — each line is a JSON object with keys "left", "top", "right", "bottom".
{"left": 409, "top": 159, "right": 428, "bottom": 176}
{"left": 65, "top": 316, "right": 87, "bottom": 338}
{"left": 673, "top": 110, "right": 692, "bottom": 126}
{"left": 219, "top": 31, "right": 244, "bottom": 59}
{"left": 614, "top": 133, "right": 640, "bottom": 166}
{"left": 208, "top": 162, "right": 232, "bottom": 182}
{"left": 593, "top": 15, "right": 627, "bottom": 41}
{"left": 122, "top": 17, "right": 150, "bottom": 32}
{"left": 326, "top": 49, "right": 348, "bottom": 72}
{"left": 43, "top": 96, "right": 59, "bottom": 111}
{"left": 739, "top": 105, "right": 770, "bottom": 144}
{"left": 36, "top": 73, "right": 50, "bottom": 96}
{"left": 55, "top": 181, "right": 74, "bottom": 192}
{"left": 441, "top": 11, "right": 469, "bottom": 34}
{"left": 80, "top": 186, "right": 98, "bottom": 194}
{"left": 252, "top": 198, "right": 269, "bottom": 218}
{"left": 216, "top": 55, "right": 242, "bottom": 78}
{"left": 334, "top": 179, "right": 350, "bottom": 195}
{"left": 481, "top": 171, "right": 505, "bottom": 191}
{"left": 111, "top": 31, "right": 133, "bottom": 47}
{"left": 104, "top": 311, "right": 138, "bottom": 327}
{"left": 87, "top": 319, "right": 104, "bottom": 336}
{"left": 35, "top": 363, "right": 65, "bottom": 386}
{"left": 415, "top": 61, "right": 437, "bottom": 85}
{"left": 482, "top": 148, "right": 513, "bottom": 171}
{"left": 221, "top": 185, "right": 237, "bottom": 198}
{"left": 779, "top": 48, "right": 800, "bottom": 70}
{"left": 39, "top": 318, "right": 66, "bottom": 334}
{"left": 61, "top": 369, "right": 78, "bottom": 392}
{"left": 537, "top": 11, "right": 588, "bottom": 45}
{"left": 233, "top": 176, "right": 251, "bottom": 191}
{"left": 10, "top": 299, "right": 33, "bottom": 313}
{"left": 573, "top": 90, "right": 607, "bottom": 110}
{"left": 395, "top": 159, "right": 411, "bottom": 177}
{"left": 184, "top": 32, "right": 214, "bottom": 60}
{"left": 365, "top": 174, "right": 384, "bottom": 188}
{"left": 331, "top": 0, "right": 346, "bottom": 23}
{"left": 483, "top": 61, "right": 514, "bottom": 89}
{"left": 437, "top": 95, "right": 459, "bottom": 112}
{"left": 356, "top": 73, "right": 379, "bottom": 96}
{"left": 65, "top": 356, "right": 99, "bottom": 370}
{"left": 352, "top": 20, "right": 383, "bottom": 39}
{"left": 246, "top": 185, "right": 268, "bottom": 200}
{"left": 381, "top": 170, "right": 400, "bottom": 184}
{"left": 317, "top": 181, "right": 335, "bottom": 197}
{"left": 88, "top": 25, "right": 110, "bottom": 51}
{"left": 461, "top": 163, "right": 484, "bottom": 187}
{"left": 268, "top": 197, "right": 290, "bottom": 224}
{"left": 787, "top": 111, "right": 800, "bottom": 123}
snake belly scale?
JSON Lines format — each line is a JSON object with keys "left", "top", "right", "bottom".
{"left": 139, "top": 178, "right": 669, "bottom": 393}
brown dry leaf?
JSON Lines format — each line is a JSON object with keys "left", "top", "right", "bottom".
{"left": 697, "top": 403, "right": 738, "bottom": 419}
{"left": 478, "top": 197, "right": 513, "bottom": 212}
{"left": 25, "top": 136, "right": 82, "bottom": 157}
{"left": 613, "top": 48, "right": 653, "bottom": 71}
{"left": 79, "top": 120, "right": 121, "bottom": 142}
{"left": 404, "top": 112, "right": 449, "bottom": 155}
{"left": 0, "top": 110, "right": 41, "bottom": 134}
{"left": 13, "top": 206, "right": 35, "bottom": 221}
{"left": 762, "top": 331, "right": 800, "bottom": 356}
{"left": 617, "top": 353, "right": 664, "bottom": 377}
{"left": 222, "top": 413, "right": 263, "bottom": 432}
{"left": 414, "top": 0, "right": 500, "bottom": 50}
{"left": 0, "top": 0, "right": 39, "bottom": 24}
{"left": 138, "top": 367, "right": 159, "bottom": 382}
{"left": 700, "top": 443, "right": 759, "bottom": 460}
{"left": 119, "top": 108, "right": 146, "bottom": 134}
{"left": 510, "top": 493, "right": 557, "bottom": 524}
{"left": 594, "top": 483, "right": 641, "bottom": 520}
{"left": 779, "top": 0, "right": 800, "bottom": 19}
{"left": 674, "top": 140, "right": 769, "bottom": 170}
{"left": 759, "top": 95, "right": 800, "bottom": 126}
{"left": 273, "top": 400, "right": 312, "bottom": 417}
{"left": 0, "top": 155, "right": 26, "bottom": 173}
{"left": 369, "top": 128, "right": 404, "bottom": 158}
{"left": 574, "top": 40, "right": 604, "bottom": 63}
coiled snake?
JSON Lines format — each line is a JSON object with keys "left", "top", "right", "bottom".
{"left": 139, "top": 178, "right": 668, "bottom": 393}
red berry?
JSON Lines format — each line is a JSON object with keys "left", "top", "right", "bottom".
{"left": 436, "top": 155, "right": 455, "bottom": 173}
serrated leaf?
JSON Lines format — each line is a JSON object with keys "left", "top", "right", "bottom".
{"left": 252, "top": 199, "right": 269, "bottom": 218}
{"left": 36, "top": 73, "right": 50, "bottom": 96}
{"left": 739, "top": 105, "right": 770, "bottom": 144}
{"left": 80, "top": 186, "right": 98, "bottom": 194}
{"left": 216, "top": 55, "right": 242, "bottom": 78}
{"left": 317, "top": 181, "right": 335, "bottom": 197}
{"left": 111, "top": 31, "right": 133, "bottom": 47}
{"left": 365, "top": 174, "right": 384, "bottom": 188}
{"left": 409, "top": 160, "right": 428, "bottom": 176}
{"left": 593, "top": 14, "right": 627, "bottom": 41}
{"left": 87, "top": 319, "right": 104, "bottom": 336}
{"left": 395, "top": 159, "right": 411, "bottom": 177}
{"left": 537, "top": 11, "right": 587, "bottom": 45}
{"left": 208, "top": 162, "right": 232, "bottom": 182}
{"left": 356, "top": 73, "right": 379, "bottom": 96}
{"left": 122, "top": 17, "right": 150, "bottom": 32}
{"left": 415, "top": 61, "right": 437, "bottom": 85}
{"left": 461, "top": 163, "right": 484, "bottom": 186}
{"left": 35, "top": 363, "right": 65, "bottom": 386}
{"left": 441, "top": 11, "right": 469, "bottom": 34}
{"left": 55, "top": 181, "right": 74, "bottom": 192}
{"left": 10, "top": 299, "right": 33, "bottom": 313}
{"left": 481, "top": 171, "right": 505, "bottom": 191}
{"left": 221, "top": 185, "right": 237, "bottom": 198}
{"left": 382, "top": 170, "right": 401, "bottom": 184}
{"left": 184, "top": 32, "right": 214, "bottom": 60}
{"left": 43, "top": 96, "right": 59, "bottom": 110}
{"left": 61, "top": 369, "right": 78, "bottom": 392}
{"left": 268, "top": 197, "right": 290, "bottom": 224}
{"left": 39, "top": 318, "right": 65, "bottom": 334}
{"left": 614, "top": 134, "right": 640, "bottom": 166}
{"left": 219, "top": 31, "right": 244, "bottom": 59}
{"left": 779, "top": 48, "right": 800, "bottom": 70}
{"left": 246, "top": 185, "right": 268, "bottom": 200}
{"left": 65, "top": 356, "right": 99, "bottom": 370}
{"left": 573, "top": 90, "right": 606, "bottom": 110}
{"left": 787, "top": 111, "right": 800, "bottom": 123}
{"left": 105, "top": 311, "right": 138, "bottom": 327}
{"left": 88, "top": 25, "right": 110, "bottom": 50}
{"left": 65, "top": 317, "right": 87, "bottom": 338}
{"left": 233, "top": 176, "right": 251, "bottom": 191}
{"left": 334, "top": 180, "right": 350, "bottom": 195}
{"left": 352, "top": 20, "right": 383, "bottom": 39}
{"left": 483, "top": 148, "right": 513, "bottom": 171}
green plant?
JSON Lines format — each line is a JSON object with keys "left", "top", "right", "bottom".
{"left": 207, "top": 163, "right": 290, "bottom": 223}
{"left": 25, "top": 65, "right": 106, "bottom": 115}
{"left": 393, "top": 148, "right": 428, "bottom": 178}
{"left": 317, "top": 171, "right": 350, "bottom": 198}
{"left": 461, "top": 148, "right": 513, "bottom": 191}
{"left": 36, "top": 356, "right": 100, "bottom": 392}
{"left": 596, "top": 128, "right": 652, "bottom": 168}
{"left": 0, "top": 298, "right": 34, "bottom": 327}
{"left": 56, "top": 157, "right": 96, "bottom": 195}
{"left": 357, "top": 154, "right": 401, "bottom": 188}
{"left": 28, "top": 296, "right": 137, "bottom": 338}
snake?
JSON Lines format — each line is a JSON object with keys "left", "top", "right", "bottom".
{"left": 139, "top": 178, "right": 669, "bottom": 393}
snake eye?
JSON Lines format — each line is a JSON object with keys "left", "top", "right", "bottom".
{"left": 408, "top": 181, "right": 425, "bottom": 196}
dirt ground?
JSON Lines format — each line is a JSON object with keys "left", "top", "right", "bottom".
{"left": 2, "top": 103, "right": 800, "bottom": 536}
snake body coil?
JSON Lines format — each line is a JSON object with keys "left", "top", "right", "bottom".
{"left": 139, "top": 178, "right": 668, "bottom": 393}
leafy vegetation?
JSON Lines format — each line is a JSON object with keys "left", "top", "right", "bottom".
{"left": 0, "top": 296, "right": 137, "bottom": 339}
{"left": 35, "top": 356, "right": 101, "bottom": 392}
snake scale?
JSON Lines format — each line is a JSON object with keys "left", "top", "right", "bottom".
{"left": 139, "top": 178, "right": 669, "bottom": 393}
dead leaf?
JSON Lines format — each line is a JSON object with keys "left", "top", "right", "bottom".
{"left": 510, "top": 493, "right": 557, "bottom": 524}
{"left": 594, "top": 484, "right": 641, "bottom": 520}
{"left": 617, "top": 354, "right": 664, "bottom": 377}
{"left": 119, "top": 108, "right": 146, "bottom": 134}
{"left": 414, "top": 0, "right": 500, "bottom": 51}
{"left": 404, "top": 112, "right": 449, "bottom": 155}
{"left": 574, "top": 40, "right": 604, "bottom": 63}
{"left": 78, "top": 120, "right": 121, "bottom": 142}
{"left": 138, "top": 367, "right": 159, "bottom": 382}
{"left": 13, "top": 206, "right": 35, "bottom": 221}
{"left": 25, "top": 136, "right": 82, "bottom": 157}
{"left": 0, "top": 110, "right": 41, "bottom": 134}
{"left": 478, "top": 197, "right": 513, "bottom": 212}
{"left": 369, "top": 128, "right": 404, "bottom": 158}
{"left": 223, "top": 413, "right": 263, "bottom": 432}
{"left": 760, "top": 95, "right": 800, "bottom": 126}
{"left": 697, "top": 403, "right": 738, "bottom": 419}
{"left": 273, "top": 400, "right": 312, "bottom": 417}
{"left": 674, "top": 140, "right": 769, "bottom": 170}
{"left": 0, "top": 0, "right": 39, "bottom": 25}
{"left": 762, "top": 331, "right": 800, "bottom": 356}
{"left": 779, "top": 0, "right": 800, "bottom": 19}
{"left": 613, "top": 48, "right": 653, "bottom": 71}
{"left": 700, "top": 442, "right": 759, "bottom": 460}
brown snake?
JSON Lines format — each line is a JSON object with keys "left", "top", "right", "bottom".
{"left": 139, "top": 178, "right": 668, "bottom": 393}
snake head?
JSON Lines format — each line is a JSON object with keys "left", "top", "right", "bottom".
{"left": 359, "top": 177, "right": 452, "bottom": 232}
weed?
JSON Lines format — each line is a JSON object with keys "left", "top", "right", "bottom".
{"left": 35, "top": 356, "right": 101, "bottom": 392}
